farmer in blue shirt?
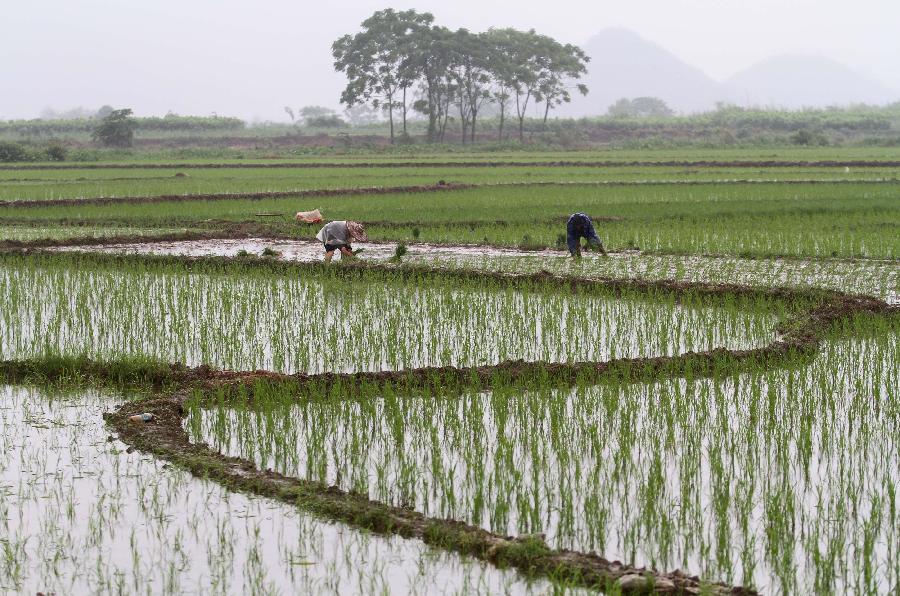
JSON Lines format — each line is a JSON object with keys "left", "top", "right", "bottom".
{"left": 566, "top": 212, "right": 607, "bottom": 258}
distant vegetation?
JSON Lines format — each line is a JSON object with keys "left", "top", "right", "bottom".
{"left": 0, "top": 112, "right": 244, "bottom": 138}
{"left": 1, "top": 102, "right": 899, "bottom": 161}
{"left": 91, "top": 108, "right": 136, "bottom": 148}
{"left": 607, "top": 97, "right": 674, "bottom": 118}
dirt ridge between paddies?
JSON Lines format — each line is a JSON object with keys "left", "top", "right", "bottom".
{"left": 3, "top": 178, "right": 898, "bottom": 209}
{"left": 3, "top": 159, "right": 900, "bottom": 171}
{"left": 2, "top": 257, "right": 896, "bottom": 594}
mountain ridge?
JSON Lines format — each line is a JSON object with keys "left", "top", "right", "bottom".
{"left": 563, "top": 28, "right": 897, "bottom": 116}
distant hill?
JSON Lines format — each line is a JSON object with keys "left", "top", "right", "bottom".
{"left": 723, "top": 54, "right": 896, "bottom": 108}
{"left": 565, "top": 28, "right": 723, "bottom": 116}
{"left": 562, "top": 28, "right": 897, "bottom": 117}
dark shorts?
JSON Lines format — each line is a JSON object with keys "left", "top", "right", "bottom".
{"left": 324, "top": 243, "right": 351, "bottom": 253}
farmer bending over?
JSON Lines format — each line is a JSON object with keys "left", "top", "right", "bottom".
{"left": 566, "top": 212, "right": 607, "bottom": 258}
{"left": 316, "top": 220, "right": 368, "bottom": 263}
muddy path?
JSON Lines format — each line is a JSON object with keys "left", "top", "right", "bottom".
{"left": 13, "top": 236, "right": 895, "bottom": 272}
{"left": 3, "top": 159, "right": 900, "bottom": 171}
{"left": 104, "top": 392, "right": 754, "bottom": 595}
{"left": 4, "top": 177, "right": 898, "bottom": 209}
{"left": 44, "top": 237, "right": 561, "bottom": 262}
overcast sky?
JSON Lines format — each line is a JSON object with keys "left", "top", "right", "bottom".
{"left": 2, "top": 0, "right": 898, "bottom": 121}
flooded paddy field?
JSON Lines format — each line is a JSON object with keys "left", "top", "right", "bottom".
{"left": 2, "top": 151, "right": 898, "bottom": 594}
{"left": 186, "top": 327, "right": 900, "bottom": 593}
{"left": 0, "top": 253, "right": 777, "bottom": 374}
{"left": 5, "top": 180, "right": 899, "bottom": 259}
{"left": 0, "top": 385, "right": 567, "bottom": 595}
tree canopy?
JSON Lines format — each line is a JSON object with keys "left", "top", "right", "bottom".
{"left": 607, "top": 97, "right": 674, "bottom": 118}
{"left": 91, "top": 108, "right": 136, "bottom": 148}
{"left": 333, "top": 12, "right": 589, "bottom": 143}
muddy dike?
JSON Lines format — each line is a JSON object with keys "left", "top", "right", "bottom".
{"left": 3, "top": 159, "right": 900, "bottom": 171}
{"left": 0, "top": 182, "right": 475, "bottom": 209}
{"left": 102, "top": 391, "right": 754, "bottom": 595}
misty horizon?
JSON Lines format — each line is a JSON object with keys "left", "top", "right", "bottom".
{"left": 3, "top": 0, "right": 899, "bottom": 122}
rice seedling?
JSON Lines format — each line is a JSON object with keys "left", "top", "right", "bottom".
{"left": 1, "top": 162, "right": 896, "bottom": 202}
{"left": 4, "top": 180, "right": 898, "bottom": 258}
{"left": 0, "top": 253, "right": 778, "bottom": 375}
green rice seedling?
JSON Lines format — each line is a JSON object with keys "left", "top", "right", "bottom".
{"left": 4, "top": 180, "right": 898, "bottom": 258}
{"left": 0, "top": 253, "right": 778, "bottom": 375}
{"left": 187, "top": 314, "right": 899, "bottom": 593}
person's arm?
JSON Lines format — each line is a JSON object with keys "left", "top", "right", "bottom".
{"left": 339, "top": 246, "right": 355, "bottom": 257}
{"left": 587, "top": 236, "right": 608, "bottom": 255}
{"left": 585, "top": 220, "right": 608, "bottom": 256}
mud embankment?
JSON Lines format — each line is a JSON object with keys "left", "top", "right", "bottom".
{"left": 103, "top": 392, "right": 755, "bottom": 595}
{"left": 0, "top": 182, "right": 474, "bottom": 209}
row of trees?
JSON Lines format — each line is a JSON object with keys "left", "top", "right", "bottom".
{"left": 332, "top": 10, "right": 590, "bottom": 143}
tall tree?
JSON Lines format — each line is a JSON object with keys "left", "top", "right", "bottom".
{"left": 478, "top": 29, "right": 550, "bottom": 142}
{"left": 507, "top": 30, "right": 545, "bottom": 142}
{"left": 332, "top": 13, "right": 592, "bottom": 144}
{"left": 332, "top": 9, "right": 432, "bottom": 143}
{"left": 535, "top": 40, "right": 589, "bottom": 126}
{"left": 409, "top": 25, "right": 455, "bottom": 143}
{"left": 483, "top": 29, "right": 517, "bottom": 141}
{"left": 448, "top": 29, "right": 492, "bottom": 143}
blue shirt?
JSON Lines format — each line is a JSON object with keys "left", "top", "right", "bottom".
{"left": 566, "top": 213, "right": 601, "bottom": 255}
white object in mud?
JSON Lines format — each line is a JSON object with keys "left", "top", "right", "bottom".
{"left": 128, "top": 413, "right": 154, "bottom": 423}
{"left": 295, "top": 209, "right": 323, "bottom": 223}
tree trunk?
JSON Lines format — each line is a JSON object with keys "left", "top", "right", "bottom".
{"left": 498, "top": 102, "right": 505, "bottom": 141}
{"left": 470, "top": 110, "right": 477, "bottom": 143}
{"left": 543, "top": 99, "right": 551, "bottom": 128}
{"left": 439, "top": 97, "right": 450, "bottom": 143}
{"left": 401, "top": 87, "right": 408, "bottom": 137}
{"left": 458, "top": 101, "right": 466, "bottom": 144}
{"left": 387, "top": 94, "right": 395, "bottom": 144}
{"left": 515, "top": 90, "right": 530, "bottom": 142}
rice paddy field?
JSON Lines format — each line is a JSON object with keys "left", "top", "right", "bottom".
{"left": 1, "top": 147, "right": 898, "bottom": 594}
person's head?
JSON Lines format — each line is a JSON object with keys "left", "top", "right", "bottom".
{"left": 572, "top": 218, "right": 585, "bottom": 234}
{"left": 347, "top": 221, "right": 368, "bottom": 242}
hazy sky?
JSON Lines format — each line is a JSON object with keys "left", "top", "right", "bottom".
{"left": 2, "top": 0, "right": 898, "bottom": 121}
